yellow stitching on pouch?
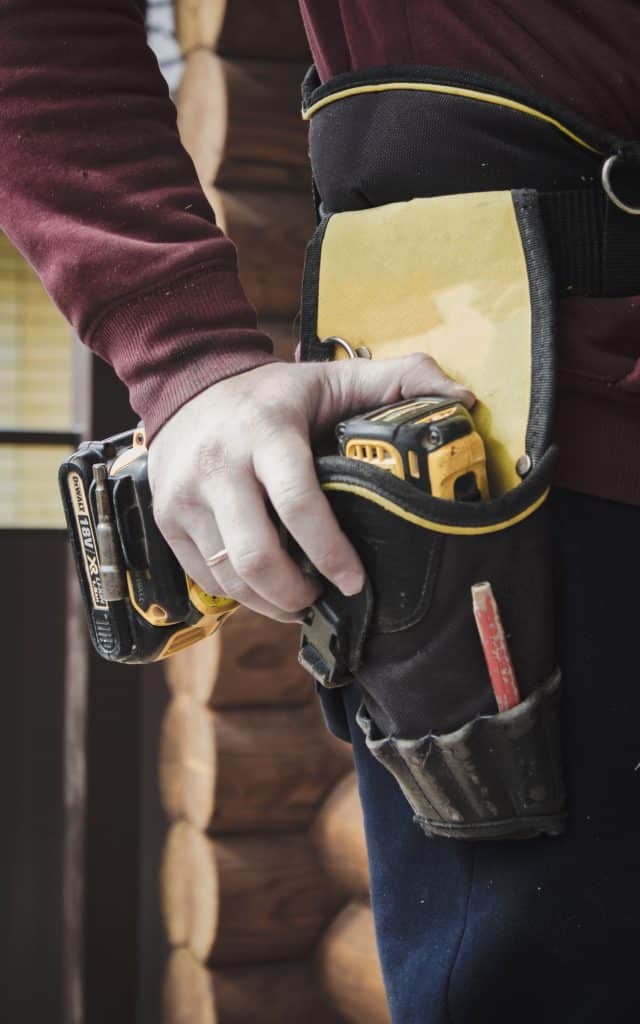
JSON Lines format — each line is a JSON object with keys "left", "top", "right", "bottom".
{"left": 321, "top": 481, "right": 550, "bottom": 535}
{"left": 302, "top": 82, "right": 601, "bottom": 154}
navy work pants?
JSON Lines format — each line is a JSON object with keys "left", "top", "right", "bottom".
{"left": 340, "top": 488, "right": 640, "bottom": 1023}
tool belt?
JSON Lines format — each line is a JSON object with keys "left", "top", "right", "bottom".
{"left": 296, "top": 65, "right": 640, "bottom": 841}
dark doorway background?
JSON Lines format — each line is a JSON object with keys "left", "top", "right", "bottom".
{"left": 85, "top": 361, "right": 168, "bottom": 1024}
{"left": 0, "top": 359, "right": 168, "bottom": 1024}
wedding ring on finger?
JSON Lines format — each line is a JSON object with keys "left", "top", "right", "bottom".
{"left": 204, "top": 547, "right": 228, "bottom": 568}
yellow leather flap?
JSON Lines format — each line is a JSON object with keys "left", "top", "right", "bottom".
{"left": 316, "top": 191, "right": 532, "bottom": 495}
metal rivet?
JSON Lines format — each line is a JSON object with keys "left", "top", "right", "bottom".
{"left": 516, "top": 454, "right": 532, "bottom": 477}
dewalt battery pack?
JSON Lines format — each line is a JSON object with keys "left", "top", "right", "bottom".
{"left": 59, "top": 427, "right": 237, "bottom": 663}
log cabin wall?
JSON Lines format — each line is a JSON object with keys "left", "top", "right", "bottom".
{"left": 173, "top": 0, "right": 312, "bottom": 354}
{"left": 161, "top": 3, "right": 391, "bottom": 1021}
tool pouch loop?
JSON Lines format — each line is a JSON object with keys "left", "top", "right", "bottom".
{"left": 356, "top": 670, "right": 564, "bottom": 840}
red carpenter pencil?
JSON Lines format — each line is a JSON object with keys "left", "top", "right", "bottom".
{"left": 471, "top": 581, "right": 521, "bottom": 712}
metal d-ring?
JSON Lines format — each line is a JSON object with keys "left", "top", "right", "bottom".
{"left": 601, "top": 153, "right": 640, "bottom": 215}
{"left": 320, "top": 336, "right": 372, "bottom": 359}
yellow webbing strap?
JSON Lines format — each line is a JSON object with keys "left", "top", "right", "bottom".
{"left": 316, "top": 191, "right": 533, "bottom": 495}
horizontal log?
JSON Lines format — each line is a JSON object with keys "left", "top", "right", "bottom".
{"left": 210, "top": 704, "right": 353, "bottom": 833}
{"left": 161, "top": 822, "right": 219, "bottom": 962}
{"left": 175, "top": 0, "right": 309, "bottom": 62}
{"left": 164, "top": 951, "right": 340, "bottom": 1024}
{"left": 177, "top": 51, "right": 310, "bottom": 191}
{"left": 159, "top": 696, "right": 216, "bottom": 830}
{"left": 317, "top": 902, "right": 391, "bottom": 1024}
{"left": 176, "top": 46, "right": 220, "bottom": 187}
{"left": 164, "top": 633, "right": 222, "bottom": 704}
{"left": 211, "top": 607, "right": 311, "bottom": 708}
{"left": 174, "top": 0, "right": 225, "bottom": 56}
{"left": 212, "top": 962, "right": 339, "bottom": 1023}
{"left": 215, "top": 58, "right": 309, "bottom": 190}
{"left": 163, "top": 948, "right": 217, "bottom": 1024}
{"left": 312, "top": 772, "right": 369, "bottom": 900}
{"left": 163, "top": 830, "right": 339, "bottom": 967}
{"left": 212, "top": 833, "right": 341, "bottom": 964}
{"left": 206, "top": 186, "right": 313, "bottom": 318}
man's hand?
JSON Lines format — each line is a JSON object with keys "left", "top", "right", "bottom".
{"left": 148, "top": 355, "right": 474, "bottom": 622}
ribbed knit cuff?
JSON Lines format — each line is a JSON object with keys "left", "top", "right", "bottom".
{"left": 86, "top": 262, "right": 281, "bottom": 441}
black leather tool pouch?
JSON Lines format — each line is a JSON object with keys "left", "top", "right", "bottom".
{"left": 296, "top": 179, "right": 569, "bottom": 839}
{"left": 302, "top": 451, "right": 565, "bottom": 839}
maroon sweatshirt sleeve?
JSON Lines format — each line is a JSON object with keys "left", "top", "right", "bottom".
{"left": 0, "top": 0, "right": 278, "bottom": 440}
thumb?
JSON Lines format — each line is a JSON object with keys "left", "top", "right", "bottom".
{"left": 312, "top": 352, "right": 475, "bottom": 430}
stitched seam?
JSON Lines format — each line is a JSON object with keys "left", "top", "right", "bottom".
{"left": 300, "top": 63, "right": 619, "bottom": 152}
{"left": 84, "top": 258, "right": 234, "bottom": 344}
{"left": 302, "top": 83, "right": 603, "bottom": 153}
{"left": 376, "top": 534, "right": 443, "bottom": 634}
{"left": 321, "top": 481, "right": 550, "bottom": 534}
{"left": 445, "top": 845, "right": 476, "bottom": 1023}
{"left": 516, "top": 194, "right": 540, "bottom": 458}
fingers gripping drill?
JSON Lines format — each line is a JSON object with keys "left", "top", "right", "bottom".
{"left": 59, "top": 396, "right": 488, "bottom": 664}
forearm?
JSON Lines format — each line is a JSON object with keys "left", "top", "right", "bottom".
{"left": 0, "top": 0, "right": 277, "bottom": 438}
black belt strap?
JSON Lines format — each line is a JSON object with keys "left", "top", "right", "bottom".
{"left": 314, "top": 187, "right": 640, "bottom": 299}
{"left": 536, "top": 189, "right": 640, "bottom": 298}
